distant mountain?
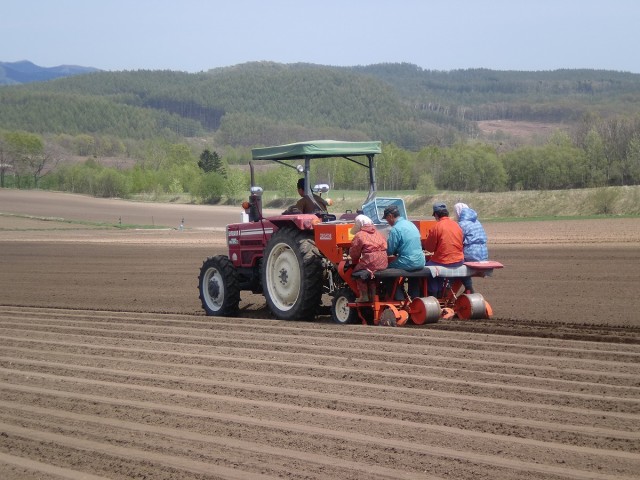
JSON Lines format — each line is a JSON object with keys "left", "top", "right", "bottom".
{"left": 0, "top": 60, "right": 100, "bottom": 85}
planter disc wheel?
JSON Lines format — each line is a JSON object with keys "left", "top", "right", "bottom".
{"left": 410, "top": 296, "right": 441, "bottom": 325}
{"left": 378, "top": 306, "right": 397, "bottom": 327}
{"left": 198, "top": 255, "right": 240, "bottom": 316}
{"left": 378, "top": 305, "right": 409, "bottom": 327}
{"left": 454, "top": 293, "right": 487, "bottom": 320}
{"left": 484, "top": 300, "right": 494, "bottom": 319}
{"left": 262, "top": 227, "right": 323, "bottom": 320}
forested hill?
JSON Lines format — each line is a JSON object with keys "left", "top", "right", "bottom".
{"left": 1, "top": 61, "right": 639, "bottom": 150}
{"left": 0, "top": 60, "right": 99, "bottom": 85}
{"left": 350, "top": 64, "right": 640, "bottom": 121}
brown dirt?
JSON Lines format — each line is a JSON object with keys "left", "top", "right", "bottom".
{"left": 1, "top": 189, "right": 639, "bottom": 479}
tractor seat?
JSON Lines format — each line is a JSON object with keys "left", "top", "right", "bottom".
{"left": 351, "top": 264, "right": 498, "bottom": 280}
{"left": 351, "top": 268, "right": 434, "bottom": 280}
{"left": 317, "top": 212, "right": 337, "bottom": 222}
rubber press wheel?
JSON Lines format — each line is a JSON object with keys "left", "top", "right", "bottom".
{"left": 454, "top": 293, "right": 487, "bottom": 320}
{"left": 410, "top": 296, "right": 441, "bottom": 324}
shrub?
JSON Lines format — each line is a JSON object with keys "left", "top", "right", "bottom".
{"left": 590, "top": 187, "right": 621, "bottom": 215}
{"left": 193, "top": 172, "right": 225, "bottom": 204}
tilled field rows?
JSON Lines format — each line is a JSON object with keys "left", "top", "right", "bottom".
{"left": 1, "top": 306, "right": 639, "bottom": 480}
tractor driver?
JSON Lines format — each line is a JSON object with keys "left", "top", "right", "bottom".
{"left": 284, "top": 178, "right": 330, "bottom": 214}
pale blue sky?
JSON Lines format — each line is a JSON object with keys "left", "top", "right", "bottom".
{"left": 2, "top": 0, "right": 639, "bottom": 73}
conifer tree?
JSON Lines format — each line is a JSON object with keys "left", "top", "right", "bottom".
{"left": 198, "top": 149, "right": 226, "bottom": 177}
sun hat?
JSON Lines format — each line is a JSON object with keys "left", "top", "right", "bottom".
{"left": 454, "top": 202, "right": 469, "bottom": 218}
{"left": 350, "top": 214, "right": 373, "bottom": 234}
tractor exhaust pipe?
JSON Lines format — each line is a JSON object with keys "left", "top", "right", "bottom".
{"left": 245, "top": 162, "right": 263, "bottom": 222}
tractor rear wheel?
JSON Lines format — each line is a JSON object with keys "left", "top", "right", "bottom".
{"left": 331, "top": 288, "right": 358, "bottom": 324}
{"left": 262, "top": 226, "right": 323, "bottom": 320}
{"left": 198, "top": 255, "right": 240, "bottom": 316}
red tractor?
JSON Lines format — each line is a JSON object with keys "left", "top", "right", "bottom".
{"left": 198, "top": 140, "right": 502, "bottom": 326}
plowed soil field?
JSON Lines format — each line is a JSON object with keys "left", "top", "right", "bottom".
{"left": 1, "top": 189, "right": 639, "bottom": 479}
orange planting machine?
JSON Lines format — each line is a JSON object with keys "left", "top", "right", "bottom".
{"left": 314, "top": 219, "right": 503, "bottom": 326}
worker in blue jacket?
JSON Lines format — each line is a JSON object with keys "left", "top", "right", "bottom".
{"left": 383, "top": 205, "right": 424, "bottom": 299}
{"left": 454, "top": 203, "right": 488, "bottom": 293}
{"left": 383, "top": 205, "right": 424, "bottom": 271}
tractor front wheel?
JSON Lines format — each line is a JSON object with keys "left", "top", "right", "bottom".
{"left": 198, "top": 255, "right": 240, "bottom": 316}
{"left": 262, "top": 227, "right": 323, "bottom": 320}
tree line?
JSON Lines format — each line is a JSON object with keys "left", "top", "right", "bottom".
{"left": 2, "top": 111, "right": 638, "bottom": 200}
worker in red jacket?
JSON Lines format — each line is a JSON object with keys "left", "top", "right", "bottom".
{"left": 348, "top": 214, "right": 388, "bottom": 302}
{"left": 424, "top": 203, "right": 464, "bottom": 297}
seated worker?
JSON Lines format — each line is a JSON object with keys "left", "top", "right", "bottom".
{"left": 424, "top": 202, "right": 464, "bottom": 297}
{"left": 383, "top": 205, "right": 424, "bottom": 271}
{"left": 348, "top": 214, "right": 388, "bottom": 302}
{"left": 383, "top": 205, "right": 424, "bottom": 298}
{"left": 283, "top": 178, "right": 330, "bottom": 214}
{"left": 454, "top": 202, "right": 489, "bottom": 293}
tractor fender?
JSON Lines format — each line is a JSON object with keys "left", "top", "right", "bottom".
{"left": 266, "top": 214, "right": 321, "bottom": 231}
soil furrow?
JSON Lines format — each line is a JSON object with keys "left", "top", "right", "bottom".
{"left": 1, "top": 393, "right": 638, "bottom": 480}
{"left": 3, "top": 318, "right": 640, "bottom": 363}
{"left": 2, "top": 326, "right": 639, "bottom": 375}
{"left": 0, "top": 422, "right": 282, "bottom": 480}
{"left": 2, "top": 337, "right": 638, "bottom": 389}
{"left": 3, "top": 345, "right": 640, "bottom": 406}
{"left": 0, "top": 400, "right": 460, "bottom": 480}
{"left": 3, "top": 364, "right": 640, "bottom": 444}
{"left": 2, "top": 378, "right": 637, "bottom": 448}
{"left": 5, "top": 308, "right": 640, "bottom": 354}
{"left": 4, "top": 305, "right": 640, "bottom": 354}
{"left": 0, "top": 451, "right": 109, "bottom": 480}
{"left": 3, "top": 364, "right": 638, "bottom": 438}
{"left": 2, "top": 350, "right": 640, "bottom": 415}
{"left": 3, "top": 345, "right": 639, "bottom": 402}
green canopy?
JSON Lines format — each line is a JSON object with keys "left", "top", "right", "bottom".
{"left": 252, "top": 140, "right": 381, "bottom": 161}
